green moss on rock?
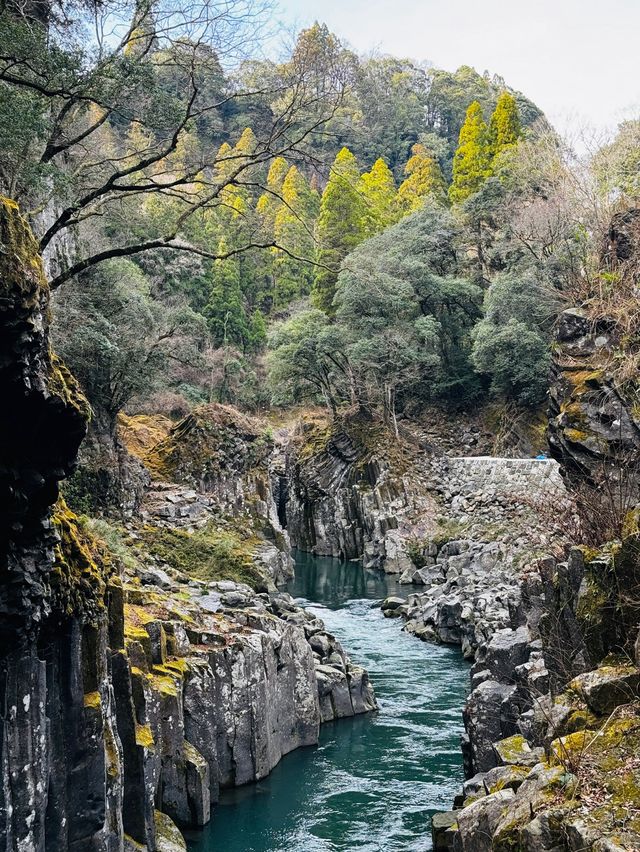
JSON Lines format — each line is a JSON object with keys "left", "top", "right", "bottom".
{"left": 143, "top": 403, "right": 271, "bottom": 484}
{"left": 51, "top": 499, "right": 111, "bottom": 619}
{"left": 47, "top": 352, "right": 91, "bottom": 420}
{"left": 0, "top": 195, "right": 46, "bottom": 303}
{"left": 134, "top": 523, "right": 264, "bottom": 588}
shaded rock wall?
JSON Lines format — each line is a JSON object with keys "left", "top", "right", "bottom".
{"left": 285, "top": 412, "right": 568, "bottom": 582}
{"left": 549, "top": 307, "right": 640, "bottom": 496}
{"left": 0, "top": 196, "right": 123, "bottom": 850}
{"left": 284, "top": 413, "right": 436, "bottom": 571}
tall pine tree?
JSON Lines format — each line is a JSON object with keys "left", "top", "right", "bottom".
{"left": 256, "top": 156, "right": 289, "bottom": 232}
{"left": 449, "top": 101, "right": 492, "bottom": 204}
{"left": 312, "top": 147, "right": 367, "bottom": 315}
{"left": 205, "top": 244, "right": 248, "bottom": 350}
{"left": 273, "top": 166, "right": 319, "bottom": 306}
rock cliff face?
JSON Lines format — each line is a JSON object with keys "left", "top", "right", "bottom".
{"left": 0, "top": 196, "right": 115, "bottom": 851}
{"left": 285, "top": 412, "right": 569, "bottom": 584}
{"left": 0, "top": 199, "right": 376, "bottom": 852}
{"left": 548, "top": 212, "right": 640, "bottom": 499}
{"left": 432, "top": 539, "right": 640, "bottom": 852}
{"left": 548, "top": 307, "right": 640, "bottom": 494}
{"left": 285, "top": 412, "right": 416, "bottom": 566}
{"left": 136, "top": 404, "right": 295, "bottom": 586}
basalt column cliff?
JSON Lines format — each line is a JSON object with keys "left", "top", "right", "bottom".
{"left": 0, "top": 199, "right": 376, "bottom": 852}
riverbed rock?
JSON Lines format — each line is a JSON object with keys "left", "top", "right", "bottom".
{"left": 456, "top": 789, "right": 515, "bottom": 852}
{"left": 432, "top": 810, "right": 459, "bottom": 851}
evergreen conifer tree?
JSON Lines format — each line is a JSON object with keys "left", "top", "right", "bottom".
{"left": 257, "top": 157, "right": 289, "bottom": 232}
{"left": 397, "top": 144, "right": 447, "bottom": 211}
{"left": 205, "top": 244, "right": 249, "bottom": 350}
{"left": 359, "top": 157, "right": 398, "bottom": 235}
{"left": 312, "top": 147, "right": 367, "bottom": 315}
{"left": 449, "top": 101, "right": 492, "bottom": 204}
{"left": 488, "top": 92, "right": 521, "bottom": 160}
{"left": 273, "top": 165, "right": 319, "bottom": 305}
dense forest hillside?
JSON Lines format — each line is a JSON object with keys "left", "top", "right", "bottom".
{"left": 1, "top": 8, "right": 544, "bottom": 428}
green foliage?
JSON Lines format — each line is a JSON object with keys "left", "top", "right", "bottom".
{"left": 397, "top": 143, "right": 448, "bottom": 212}
{"left": 256, "top": 156, "right": 289, "bottom": 229}
{"left": 51, "top": 259, "right": 206, "bottom": 424}
{"left": 426, "top": 66, "right": 495, "bottom": 153}
{"left": 269, "top": 205, "right": 484, "bottom": 416}
{"left": 272, "top": 165, "right": 319, "bottom": 305}
{"left": 267, "top": 309, "right": 343, "bottom": 408}
{"left": 359, "top": 157, "right": 399, "bottom": 235}
{"left": 1, "top": 3, "right": 554, "bottom": 423}
{"left": 204, "top": 251, "right": 267, "bottom": 354}
{"left": 354, "top": 57, "right": 430, "bottom": 170}
{"left": 593, "top": 120, "right": 640, "bottom": 198}
{"left": 312, "top": 147, "right": 368, "bottom": 314}
{"left": 471, "top": 266, "right": 556, "bottom": 405}
{"left": 135, "top": 523, "right": 264, "bottom": 587}
{"left": 449, "top": 101, "right": 492, "bottom": 204}
{"left": 472, "top": 318, "right": 550, "bottom": 406}
{"left": 335, "top": 205, "right": 483, "bottom": 411}
{"left": 489, "top": 92, "right": 521, "bottom": 159}
{"left": 208, "top": 346, "right": 270, "bottom": 410}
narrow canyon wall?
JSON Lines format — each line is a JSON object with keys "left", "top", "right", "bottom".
{"left": 0, "top": 199, "right": 376, "bottom": 852}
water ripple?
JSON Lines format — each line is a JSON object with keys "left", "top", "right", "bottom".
{"left": 186, "top": 553, "right": 470, "bottom": 852}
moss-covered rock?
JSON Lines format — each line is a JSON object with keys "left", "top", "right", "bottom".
{"left": 118, "top": 413, "right": 173, "bottom": 462}
{"left": 51, "top": 498, "right": 112, "bottom": 619}
{"left": 132, "top": 523, "right": 265, "bottom": 588}
{"left": 144, "top": 403, "right": 272, "bottom": 486}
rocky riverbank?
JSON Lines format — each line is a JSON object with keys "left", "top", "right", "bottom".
{"left": 284, "top": 400, "right": 640, "bottom": 851}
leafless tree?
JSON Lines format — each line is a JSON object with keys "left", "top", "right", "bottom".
{"left": 0, "top": 0, "right": 349, "bottom": 285}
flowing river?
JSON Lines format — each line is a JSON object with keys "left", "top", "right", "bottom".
{"left": 185, "top": 552, "right": 470, "bottom": 852}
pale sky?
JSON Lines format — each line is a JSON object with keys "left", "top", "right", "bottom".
{"left": 275, "top": 0, "right": 640, "bottom": 141}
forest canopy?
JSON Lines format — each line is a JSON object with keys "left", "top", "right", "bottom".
{"left": 1, "top": 1, "right": 630, "bottom": 430}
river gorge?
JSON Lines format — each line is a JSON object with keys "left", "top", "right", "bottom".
{"left": 185, "top": 552, "right": 469, "bottom": 852}
{"left": 2, "top": 188, "right": 640, "bottom": 852}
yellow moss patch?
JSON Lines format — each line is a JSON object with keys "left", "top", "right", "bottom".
{"left": 566, "top": 368, "right": 604, "bottom": 394}
{"left": 487, "top": 766, "right": 530, "bottom": 793}
{"left": 560, "top": 712, "right": 640, "bottom": 844}
{"left": 135, "top": 723, "right": 155, "bottom": 749}
{"left": 47, "top": 352, "right": 91, "bottom": 420}
{"left": 124, "top": 602, "right": 159, "bottom": 627}
{"left": 83, "top": 691, "right": 101, "bottom": 709}
{"left": 564, "top": 427, "right": 590, "bottom": 443}
{"left": 118, "top": 413, "right": 172, "bottom": 462}
{"left": 51, "top": 498, "right": 111, "bottom": 618}
{"left": 154, "top": 811, "right": 187, "bottom": 850}
{"left": 123, "top": 836, "right": 146, "bottom": 851}
{"left": 104, "top": 723, "right": 120, "bottom": 780}
{"left": 0, "top": 195, "right": 46, "bottom": 302}
{"left": 150, "top": 664, "right": 183, "bottom": 697}
{"left": 133, "top": 523, "right": 264, "bottom": 588}
{"left": 183, "top": 741, "right": 207, "bottom": 771}
{"left": 163, "top": 658, "right": 190, "bottom": 675}
{"left": 143, "top": 403, "right": 268, "bottom": 483}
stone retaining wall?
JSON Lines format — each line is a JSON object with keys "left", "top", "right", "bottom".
{"left": 446, "top": 457, "right": 565, "bottom": 498}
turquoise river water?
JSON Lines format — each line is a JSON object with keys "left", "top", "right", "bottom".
{"left": 185, "top": 552, "right": 470, "bottom": 852}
